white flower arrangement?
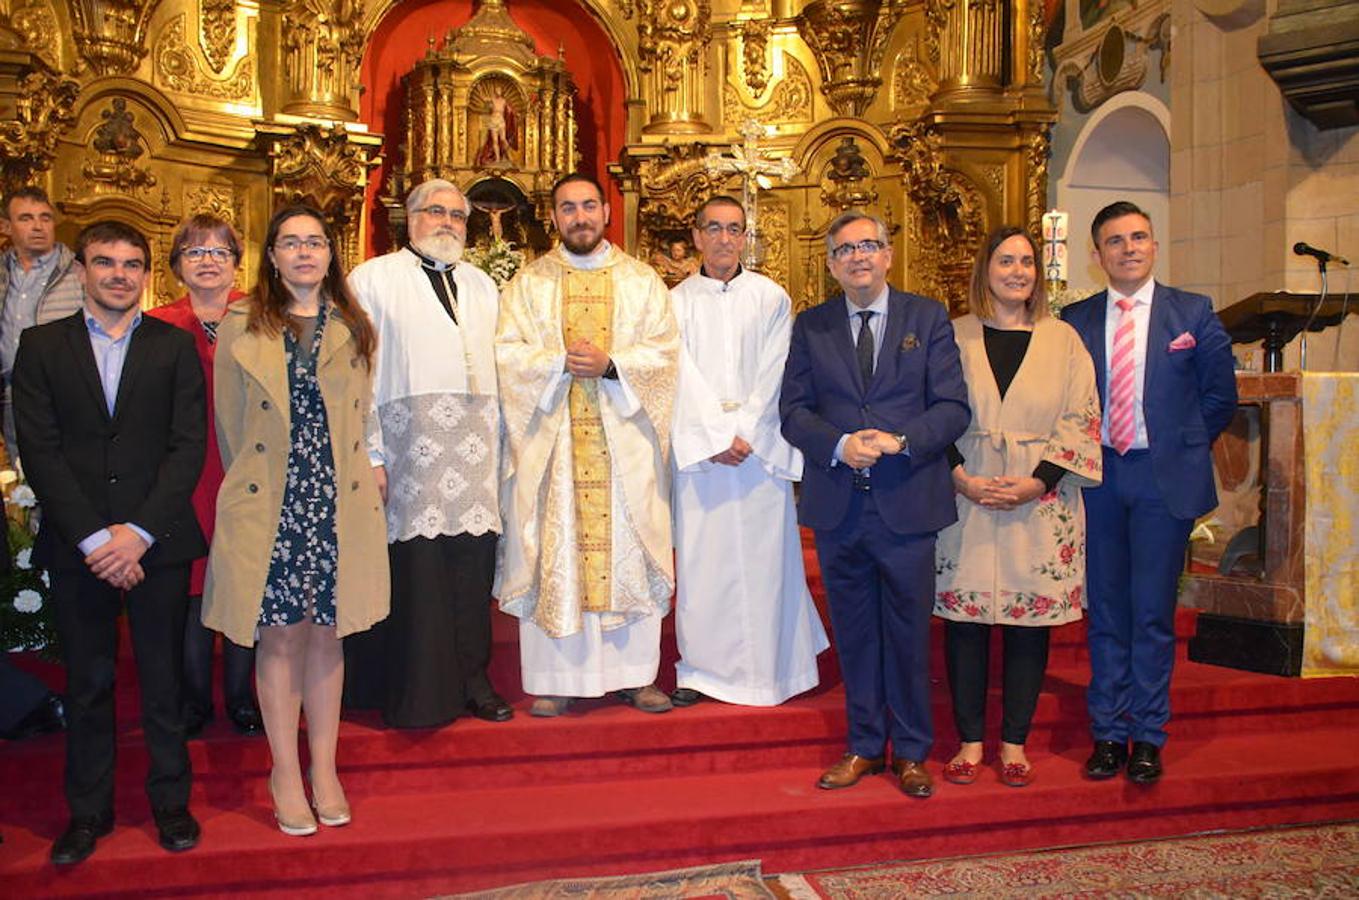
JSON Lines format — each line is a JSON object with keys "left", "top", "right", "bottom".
{"left": 14, "top": 589, "right": 42, "bottom": 613}
{"left": 3, "top": 474, "right": 56, "bottom": 654}
{"left": 465, "top": 236, "right": 527, "bottom": 289}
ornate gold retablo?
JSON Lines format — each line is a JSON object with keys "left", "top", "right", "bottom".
{"left": 562, "top": 268, "right": 615, "bottom": 613}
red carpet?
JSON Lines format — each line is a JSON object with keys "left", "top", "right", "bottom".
{"left": 3, "top": 531, "right": 1359, "bottom": 897}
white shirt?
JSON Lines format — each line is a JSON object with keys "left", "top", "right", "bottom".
{"left": 1102, "top": 277, "right": 1155, "bottom": 449}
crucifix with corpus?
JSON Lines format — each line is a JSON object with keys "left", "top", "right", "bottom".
{"left": 704, "top": 118, "right": 800, "bottom": 269}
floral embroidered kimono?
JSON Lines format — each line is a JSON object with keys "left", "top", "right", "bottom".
{"left": 935, "top": 314, "right": 1103, "bottom": 626}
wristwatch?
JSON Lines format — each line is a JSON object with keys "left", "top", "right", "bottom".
{"left": 893, "top": 433, "right": 909, "bottom": 453}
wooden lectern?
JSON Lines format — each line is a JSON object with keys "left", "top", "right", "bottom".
{"left": 1182, "top": 293, "right": 1355, "bottom": 675}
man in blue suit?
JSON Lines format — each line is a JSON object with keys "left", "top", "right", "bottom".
{"left": 1061, "top": 201, "right": 1237, "bottom": 784}
{"left": 781, "top": 211, "right": 969, "bottom": 798}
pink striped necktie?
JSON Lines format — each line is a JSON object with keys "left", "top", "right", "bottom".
{"left": 1108, "top": 297, "right": 1137, "bottom": 454}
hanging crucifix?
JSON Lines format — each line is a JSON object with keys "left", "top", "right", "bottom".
{"left": 704, "top": 118, "right": 800, "bottom": 269}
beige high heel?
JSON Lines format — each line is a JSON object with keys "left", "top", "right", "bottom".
{"left": 309, "top": 770, "right": 351, "bottom": 827}
{"left": 269, "top": 773, "right": 318, "bottom": 837}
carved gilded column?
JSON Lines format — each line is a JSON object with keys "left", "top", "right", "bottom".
{"left": 279, "top": 0, "right": 364, "bottom": 121}
{"left": 68, "top": 0, "right": 161, "bottom": 75}
{"left": 926, "top": 0, "right": 1004, "bottom": 98}
{"left": 260, "top": 122, "right": 382, "bottom": 266}
{"left": 797, "top": 0, "right": 901, "bottom": 117}
{"left": 626, "top": 0, "right": 713, "bottom": 135}
{"left": 0, "top": 52, "right": 80, "bottom": 193}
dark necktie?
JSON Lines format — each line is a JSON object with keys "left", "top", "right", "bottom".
{"left": 856, "top": 310, "right": 875, "bottom": 387}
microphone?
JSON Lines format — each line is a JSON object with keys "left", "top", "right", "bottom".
{"left": 1293, "top": 242, "right": 1350, "bottom": 266}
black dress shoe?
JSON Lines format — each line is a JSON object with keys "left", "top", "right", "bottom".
{"left": 670, "top": 687, "right": 704, "bottom": 707}
{"left": 1, "top": 693, "right": 65, "bottom": 741}
{"left": 468, "top": 694, "right": 514, "bottom": 722}
{"left": 228, "top": 705, "right": 264, "bottom": 735}
{"left": 50, "top": 812, "right": 114, "bottom": 865}
{"left": 1127, "top": 741, "right": 1163, "bottom": 784}
{"left": 153, "top": 807, "right": 200, "bottom": 853}
{"left": 1084, "top": 740, "right": 1129, "bottom": 780}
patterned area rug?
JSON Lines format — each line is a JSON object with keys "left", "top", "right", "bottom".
{"left": 448, "top": 859, "right": 775, "bottom": 899}
{"left": 776, "top": 822, "right": 1359, "bottom": 898}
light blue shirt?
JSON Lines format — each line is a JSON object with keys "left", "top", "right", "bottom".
{"left": 833, "top": 286, "right": 891, "bottom": 466}
{"left": 77, "top": 310, "right": 154, "bottom": 555}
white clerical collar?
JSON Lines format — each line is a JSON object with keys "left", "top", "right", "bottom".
{"left": 559, "top": 240, "right": 611, "bottom": 270}
{"left": 699, "top": 264, "right": 743, "bottom": 285}
{"left": 407, "top": 245, "right": 457, "bottom": 273}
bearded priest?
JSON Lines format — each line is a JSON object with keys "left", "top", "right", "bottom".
{"left": 494, "top": 173, "right": 680, "bottom": 718}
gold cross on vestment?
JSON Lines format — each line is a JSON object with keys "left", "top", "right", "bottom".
{"left": 704, "top": 119, "right": 800, "bottom": 268}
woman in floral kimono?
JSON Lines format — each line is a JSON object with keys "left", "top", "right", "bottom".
{"left": 935, "top": 226, "right": 1102, "bottom": 788}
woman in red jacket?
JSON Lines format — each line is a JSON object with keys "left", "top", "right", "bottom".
{"left": 149, "top": 213, "right": 261, "bottom": 737}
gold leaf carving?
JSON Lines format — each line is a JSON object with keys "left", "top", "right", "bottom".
{"left": 721, "top": 53, "right": 813, "bottom": 126}
{"left": 740, "top": 18, "right": 771, "bottom": 98}
{"left": 1, "top": 68, "right": 80, "bottom": 192}
{"left": 756, "top": 200, "right": 789, "bottom": 289}
{"left": 200, "top": 0, "right": 237, "bottom": 74}
{"left": 3, "top": 0, "right": 60, "bottom": 70}
{"left": 154, "top": 13, "right": 253, "bottom": 102}
{"left": 891, "top": 40, "right": 935, "bottom": 109}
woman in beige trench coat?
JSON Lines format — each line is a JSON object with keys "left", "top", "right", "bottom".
{"left": 934, "top": 226, "right": 1102, "bottom": 789}
{"left": 203, "top": 205, "right": 388, "bottom": 836}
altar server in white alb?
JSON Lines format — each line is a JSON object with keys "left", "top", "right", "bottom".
{"left": 341, "top": 179, "right": 513, "bottom": 728}
{"left": 669, "top": 195, "right": 828, "bottom": 707}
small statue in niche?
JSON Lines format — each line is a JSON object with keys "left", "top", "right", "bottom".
{"left": 472, "top": 199, "right": 516, "bottom": 243}
{"left": 92, "top": 98, "right": 147, "bottom": 160}
{"left": 652, "top": 237, "right": 699, "bottom": 288}
{"left": 476, "top": 85, "right": 518, "bottom": 167}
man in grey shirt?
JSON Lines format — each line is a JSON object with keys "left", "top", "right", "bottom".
{"left": 0, "top": 186, "right": 85, "bottom": 460}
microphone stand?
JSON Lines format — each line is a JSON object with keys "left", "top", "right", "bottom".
{"left": 1298, "top": 257, "right": 1327, "bottom": 370}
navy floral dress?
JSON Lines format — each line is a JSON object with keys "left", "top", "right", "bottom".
{"left": 258, "top": 310, "right": 339, "bottom": 628}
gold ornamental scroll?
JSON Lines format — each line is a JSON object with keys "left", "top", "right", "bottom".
{"left": 562, "top": 268, "right": 615, "bottom": 614}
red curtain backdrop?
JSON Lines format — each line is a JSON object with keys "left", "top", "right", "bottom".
{"left": 359, "top": 0, "right": 629, "bottom": 256}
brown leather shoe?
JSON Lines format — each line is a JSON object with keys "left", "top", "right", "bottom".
{"left": 817, "top": 753, "right": 885, "bottom": 790}
{"left": 891, "top": 759, "right": 934, "bottom": 798}
{"left": 529, "top": 696, "right": 574, "bottom": 717}
{"left": 615, "top": 684, "right": 673, "bottom": 713}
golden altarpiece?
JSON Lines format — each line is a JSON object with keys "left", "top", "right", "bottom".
{"left": 1, "top": 0, "right": 1055, "bottom": 313}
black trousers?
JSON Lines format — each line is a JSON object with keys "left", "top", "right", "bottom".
{"left": 181, "top": 594, "right": 255, "bottom": 715}
{"left": 344, "top": 533, "right": 499, "bottom": 728}
{"left": 49, "top": 564, "right": 192, "bottom": 818}
{"left": 944, "top": 620, "right": 1050, "bottom": 746}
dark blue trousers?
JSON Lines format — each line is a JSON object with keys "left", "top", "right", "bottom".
{"left": 814, "top": 490, "right": 935, "bottom": 763}
{"left": 1083, "top": 447, "right": 1194, "bottom": 747}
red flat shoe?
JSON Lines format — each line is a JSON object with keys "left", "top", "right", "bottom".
{"left": 943, "top": 759, "right": 980, "bottom": 785}
{"left": 1000, "top": 761, "right": 1033, "bottom": 787}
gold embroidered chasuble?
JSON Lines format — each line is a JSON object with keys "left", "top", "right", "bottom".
{"left": 494, "top": 245, "right": 680, "bottom": 639}
{"left": 563, "top": 269, "right": 614, "bottom": 612}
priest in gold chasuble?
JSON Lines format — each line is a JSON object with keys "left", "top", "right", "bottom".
{"left": 495, "top": 175, "right": 680, "bottom": 716}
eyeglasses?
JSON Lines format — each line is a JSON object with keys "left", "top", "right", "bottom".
{"left": 699, "top": 221, "right": 745, "bottom": 238}
{"left": 414, "top": 205, "right": 469, "bottom": 223}
{"left": 182, "top": 246, "right": 235, "bottom": 262}
{"left": 274, "top": 236, "right": 330, "bottom": 253}
{"left": 830, "top": 239, "right": 887, "bottom": 260}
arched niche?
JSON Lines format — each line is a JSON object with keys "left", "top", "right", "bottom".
{"left": 358, "top": 0, "right": 630, "bottom": 255}
{"left": 1056, "top": 92, "right": 1171, "bottom": 296}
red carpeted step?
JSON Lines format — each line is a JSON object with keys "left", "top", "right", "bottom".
{"left": 5, "top": 649, "right": 1358, "bottom": 812}
{"left": 4, "top": 723, "right": 1359, "bottom": 898}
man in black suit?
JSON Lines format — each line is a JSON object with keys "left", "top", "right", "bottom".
{"left": 13, "top": 220, "right": 207, "bottom": 865}
{"left": 780, "top": 211, "right": 970, "bottom": 798}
